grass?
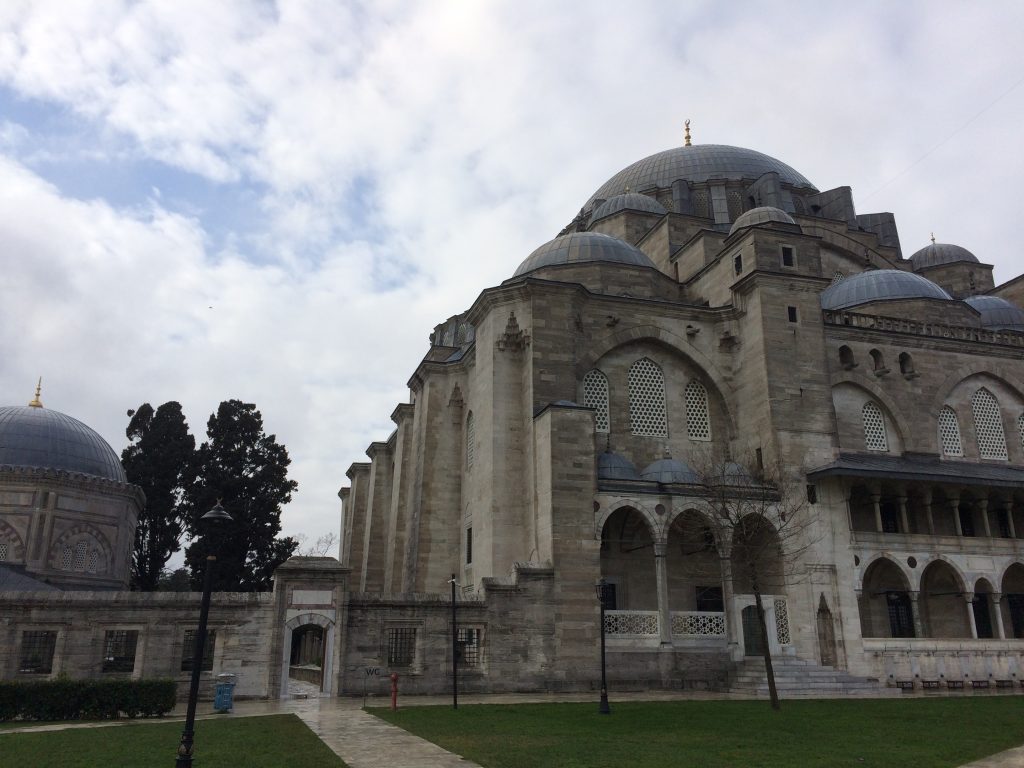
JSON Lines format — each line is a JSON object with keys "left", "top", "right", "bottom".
{"left": 0, "top": 713, "right": 347, "bottom": 767}
{"left": 372, "top": 697, "right": 1024, "bottom": 768}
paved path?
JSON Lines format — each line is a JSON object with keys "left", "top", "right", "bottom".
{"left": 961, "top": 746, "right": 1024, "bottom": 767}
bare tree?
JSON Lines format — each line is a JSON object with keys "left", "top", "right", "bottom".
{"left": 685, "top": 452, "right": 817, "bottom": 711}
{"left": 294, "top": 531, "right": 339, "bottom": 557}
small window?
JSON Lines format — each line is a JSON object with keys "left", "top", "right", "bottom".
{"left": 465, "top": 411, "right": 475, "bottom": 469}
{"left": 20, "top": 630, "right": 57, "bottom": 674}
{"left": 695, "top": 586, "right": 724, "bottom": 612}
{"left": 780, "top": 245, "right": 795, "bottom": 267}
{"left": 863, "top": 401, "right": 888, "bottom": 452}
{"left": 831, "top": 271, "right": 845, "bottom": 285}
{"left": 627, "top": 358, "right": 667, "bottom": 437}
{"left": 734, "top": 254, "right": 743, "bottom": 275}
{"left": 466, "top": 527, "right": 473, "bottom": 565}
{"left": 938, "top": 407, "right": 964, "bottom": 457}
{"left": 806, "top": 484, "right": 818, "bottom": 504}
{"left": 839, "top": 345, "right": 856, "bottom": 369}
{"left": 880, "top": 502, "right": 900, "bottom": 533}
{"left": 0, "top": 542, "right": 8, "bottom": 561}
{"left": 181, "top": 629, "right": 216, "bottom": 672}
{"left": 899, "top": 352, "right": 914, "bottom": 376}
{"left": 387, "top": 627, "right": 417, "bottom": 667}
{"left": 787, "top": 306, "right": 798, "bottom": 323}
{"left": 582, "top": 370, "right": 610, "bottom": 433}
{"left": 456, "top": 627, "right": 482, "bottom": 666}
{"left": 684, "top": 380, "right": 711, "bottom": 441}
{"left": 869, "top": 349, "right": 885, "bottom": 372}
{"left": 972, "top": 388, "right": 1008, "bottom": 460}
{"left": 102, "top": 630, "right": 139, "bottom": 673}
{"left": 73, "top": 541, "right": 87, "bottom": 571}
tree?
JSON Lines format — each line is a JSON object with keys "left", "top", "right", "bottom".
{"left": 184, "top": 400, "right": 298, "bottom": 591}
{"left": 121, "top": 402, "right": 196, "bottom": 591}
{"left": 294, "top": 531, "right": 339, "bottom": 557}
{"left": 687, "top": 453, "right": 816, "bottom": 711}
{"left": 156, "top": 567, "right": 192, "bottom": 592}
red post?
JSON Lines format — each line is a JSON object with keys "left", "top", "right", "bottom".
{"left": 390, "top": 673, "right": 399, "bottom": 711}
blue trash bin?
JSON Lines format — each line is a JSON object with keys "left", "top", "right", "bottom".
{"left": 214, "top": 673, "right": 237, "bottom": 713}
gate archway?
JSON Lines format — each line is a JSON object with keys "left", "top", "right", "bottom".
{"left": 281, "top": 612, "right": 335, "bottom": 698}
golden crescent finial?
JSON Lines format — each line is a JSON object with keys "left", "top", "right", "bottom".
{"left": 930, "top": 232, "right": 936, "bottom": 244}
{"left": 684, "top": 119, "right": 692, "bottom": 147}
{"left": 28, "top": 377, "right": 43, "bottom": 408}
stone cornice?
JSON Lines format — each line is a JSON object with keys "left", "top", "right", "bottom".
{"left": 0, "top": 465, "right": 144, "bottom": 506}
{"left": 823, "top": 310, "right": 1024, "bottom": 352}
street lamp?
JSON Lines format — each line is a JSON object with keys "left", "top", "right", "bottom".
{"left": 449, "top": 573, "right": 458, "bottom": 710}
{"left": 176, "top": 501, "right": 233, "bottom": 767}
{"left": 596, "top": 578, "right": 611, "bottom": 715}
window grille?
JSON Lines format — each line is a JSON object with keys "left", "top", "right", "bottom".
{"left": 465, "top": 412, "right": 475, "bottom": 469}
{"left": 734, "top": 254, "right": 743, "bottom": 275}
{"left": 862, "top": 402, "right": 888, "bottom": 452}
{"left": 692, "top": 189, "right": 709, "bottom": 218}
{"left": 831, "top": 271, "right": 844, "bottom": 284}
{"left": 60, "top": 547, "right": 73, "bottom": 570}
{"left": 582, "top": 370, "right": 610, "bottom": 433}
{"left": 20, "top": 630, "right": 57, "bottom": 674}
{"left": 1019, "top": 413, "right": 1024, "bottom": 454}
{"left": 102, "top": 630, "right": 139, "bottom": 673}
{"left": 0, "top": 542, "right": 7, "bottom": 561}
{"left": 73, "top": 541, "right": 87, "bottom": 571}
{"left": 456, "top": 627, "right": 482, "bottom": 666}
{"left": 972, "top": 388, "right": 1008, "bottom": 459}
{"left": 387, "top": 627, "right": 416, "bottom": 667}
{"left": 780, "top": 246, "right": 795, "bottom": 267}
{"left": 938, "top": 407, "right": 963, "bottom": 456}
{"left": 684, "top": 380, "right": 711, "bottom": 441}
{"left": 774, "top": 600, "right": 791, "bottom": 644}
{"left": 87, "top": 549, "right": 100, "bottom": 573}
{"left": 466, "top": 526, "right": 473, "bottom": 565}
{"left": 726, "top": 190, "right": 743, "bottom": 220}
{"left": 180, "top": 629, "right": 216, "bottom": 672}
{"left": 628, "top": 358, "right": 667, "bottom": 437}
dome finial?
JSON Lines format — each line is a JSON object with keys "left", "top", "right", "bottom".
{"left": 684, "top": 119, "right": 692, "bottom": 147}
{"left": 28, "top": 377, "right": 43, "bottom": 408}
{"left": 930, "top": 232, "right": 936, "bottom": 245}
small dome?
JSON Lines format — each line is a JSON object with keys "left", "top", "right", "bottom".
{"left": 719, "top": 462, "right": 754, "bottom": 486}
{"left": 598, "top": 451, "right": 640, "bottom": 482}
{"left": 909, "top": 242, "right": 979, "bottom": 271}
{"left": 964, "top": 296, "right": 1024, "bottom": 331}
{"left": 590, "top": 193, "right": 667, "bottom": 223}
{"left": 585, "top": 144, "right": 816, "bottom": 211}
{"left": 728, "top": 206, "right": 798, "bottom": 236}
{"left": 640, "top": 457, "right": 698, "bottom": 484}
{"left": 0, "top": 406, "right": 126, "bottom": 483}
{"left": 512, "top": 232, "right": 657, "bottom": 277}
{"left": 820, "top": 269, "right": 952, "bottom": 311}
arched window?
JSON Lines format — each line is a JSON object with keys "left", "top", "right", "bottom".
{"left": 582, "top": 370, "right": 610, "bottom": 433}
{"left": 839, "top": 345, "right": 856, "bottom": 370}
{"left": 971, "top": 388, "right": 1007, "bottom": 460}
{"left": 465, "top": 411, "right": 475, "bottom": 469}
{"left": 684, "top": 380, "right": 711, "bottom": 441}
{"left": 628, "top": 358, "right": 667, "bottom": 437}
{"left": 862, "top": 401, "right": 888, "bottom": 452}
{"left": 899, "top": 352, "right": 914, "bottom": 376}
{"left": 938, "top": 406, "right": 963, "bottom": 457}
{"left": 869, "top": 349, "right": 886, "bottom": 374}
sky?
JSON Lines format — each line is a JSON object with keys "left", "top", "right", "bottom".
{"left": 2, "top": 1, "right": 1023, "bottom": 561}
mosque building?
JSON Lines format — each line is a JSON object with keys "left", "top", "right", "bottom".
{"left": 4, "top": 128, "right": 1024, "bottom": 696}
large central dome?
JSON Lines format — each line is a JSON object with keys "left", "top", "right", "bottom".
{"left": 585, "top": 144, "right": 816, "bottom": 211}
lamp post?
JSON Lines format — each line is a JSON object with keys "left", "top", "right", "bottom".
{"left": 596, "top": 578, "right": 611, "bottom": 715}
{"left": 449, "top": 573, "right": 458, "bottom": 710}
{"left": 176, "top": 501, "right": 233, "bottom": 767}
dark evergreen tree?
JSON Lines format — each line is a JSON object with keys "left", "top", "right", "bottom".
{"left": 184, "top": 400, "right": 298, "bottom": 590}
{"left": 121, "top": 402, "right": 196, "bottom": 591}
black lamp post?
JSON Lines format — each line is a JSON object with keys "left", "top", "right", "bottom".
{"left": 596, "top": 578, "right": 611, "bottom": 715}
{"left": 449, "top": 573, "right": 458, "bottom": 710}
{"left": 176, "top": 501, "right": 233, "bottom": 767}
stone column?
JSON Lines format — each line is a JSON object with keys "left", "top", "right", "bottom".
{"left": 1005, "top": 500, "right": 1017, "bottom": 539}
{"left": 950, "top": 493, "right": 963, "bottom": 537}
{"left": 965, "top": 592, "right": 978, "bottom": 639}
{"left": 654, "top": 540, "right": 672, "bottom": 645}
{"left": 979, "top": 498, "right": 992, "bottom": 538}
{"left": 993, "top": 593, "right": 1007, "bottom": 639}
{"left": 719, "top": 551, "right": 741, "bottom": 660}
{"left": 898, "top": 494, "right": 910, "bottom": 535}
{"left": 871, "top": 488, "right": 883, "bottom": 533}
{"left": 909, "top": 591, "right": 924, "bottom": 638}
{"left": 923, "top": 488, "right": 935, "bottom": 535}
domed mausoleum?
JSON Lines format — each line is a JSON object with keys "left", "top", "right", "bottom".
{"left": 0, "top": 386, "right": 142, "bottom": 590}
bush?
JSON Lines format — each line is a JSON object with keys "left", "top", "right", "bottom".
{"left": 0, "top": 678, "right": 176, "bottom": 721}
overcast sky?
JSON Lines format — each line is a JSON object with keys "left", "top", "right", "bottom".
{"left": 2, "top": 1, "right": 1023, "bottom": 560}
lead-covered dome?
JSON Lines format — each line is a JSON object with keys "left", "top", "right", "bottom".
{"left": 964, "top": 296, "right": 1024, "bottom": 331}
{"left": 820, "top": 269, "right": 952, "bottom": 311}
{"left": 910, "top": 242, "right": 979, "bottom": 271}
{"left": 728, "top": 206, "right": 798, "bottom": 236}
{"left": 590, "top": 193, "right": 667, "bottom": 223}
{"left": 0, "top": 406, "right": 126, "bottom": 483}
{"left": 585, "top": 144, "right": 816, "bottom": 211}
{"left": 598, "top": 451, "right": 641, "bottom": 481}
{"left": 513, "top": 232, "right": 657, "bottom": 277}
{"left": 640, "top": 457, "right": 698, "bottom": 484}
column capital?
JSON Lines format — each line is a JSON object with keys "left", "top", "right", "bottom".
{"left": 653, "top": 540, "right": 667, "bottom": 557}
{"left": 964, "top": 591, "right": 975, "bottom": 603}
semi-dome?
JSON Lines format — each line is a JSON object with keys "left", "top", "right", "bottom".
{"left": 590, "top": 192, "right": 668, "bottom": 223}
{"left": 585, "top": 144, "right": 816, "bottom": 211}
{"left": 598, "top": 450, "right": 641, "bottom": 481}
{"left": 820, "top": 269, "right": 952, "bottom": 311}
{"left": 513, "top": 232, "right": 657, "bottom": 277}
{"left": 964, "top": 296, "right": 1024, "bottom": 331}
{"left": 640, "top": 457, "right": 698, "bottom": 484}
{"left": 728, "top": 206, "right": 798, "bottom": 236}
{"left": 910, "top": 242, "right": 979, "bottom": 271}
{"left": 0, "top": 405, "right": 126, "bottom": 483}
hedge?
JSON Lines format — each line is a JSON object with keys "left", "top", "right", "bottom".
{"left": 0, "top": 678, "right": 176, "bottom": 721}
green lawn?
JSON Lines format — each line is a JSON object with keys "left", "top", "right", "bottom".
{"left": 372, "top": 698, "right": 1024, "bottom": 768}
{"left": 0, "top": 714, "right": 346, "bottom": 767}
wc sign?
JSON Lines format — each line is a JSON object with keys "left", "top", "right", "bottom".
{"left": 365, "top": 666, "right": 382, "bottom": 677}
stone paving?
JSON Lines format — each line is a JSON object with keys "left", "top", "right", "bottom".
{"left": 3, "top": 689, "right": 1024, "bottom": 767}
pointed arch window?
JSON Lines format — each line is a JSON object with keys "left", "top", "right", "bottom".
{"left": 582, "top": 370, "right": 610, "bottom": 433}
{"left": 628, "top": 358, "right": 667, "bottom": 437}
{"left": 684, "top": 380, "right": 711, "bottom": 441}
{"left": 972, "top": 388, "right": 1007, "bottom": 460}
{"left": 465, "top": 411, "right": 475, "bottom": 469}
{"left": 938, "top": 406, "right": 963, "bottom": 457}
{"left": 862, "top": 401, "right": 888, "bottom": 452}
